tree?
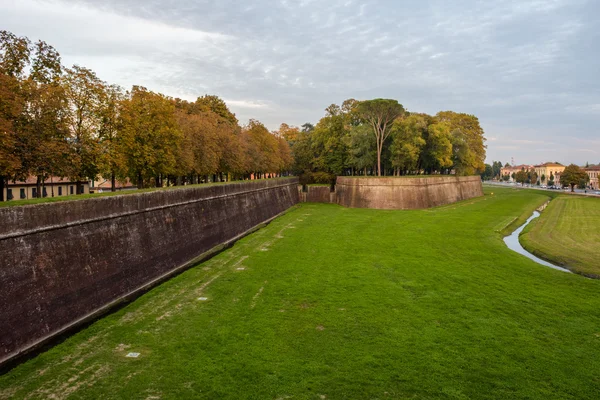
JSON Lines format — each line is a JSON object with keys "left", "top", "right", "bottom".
{"left": 436, "top": 111, "right": 486, "bottom": 176}
{"left": 118, "top": 86, "right": 182, "bottom": 188}
{"left": 194, "top": 95, "right": 238, "bottom": 126}
{"left": 241, "top": 119, "right": 280, "bottom": 179}
{"left": 548, "top": 173, "right": 555, "bottom": 187}
{"left": 422, "top": 122, "right": 453, "bottom": 173}
{"left": 345, "top": 124, "right": 376, "bottom": 176}
{"left": 541, "top": 174, "right": 546, "bottom": 185}
{"left": 515, "top": 169, "right": 528, "bottom": 186}
{"left": 389, "top": 114, "right": 427, "bottom": 175}
{"left": 63, "top": 65, "right": 106, "bottom": 193}
{"left": 15, "top": 39, "right": 70, "bottom": 197}
{"left": 356, "top": 99, "right": 405, "bottom": 176}
{"left": 98, "top": 84, "right": 124, "bottom": 191}
{"left": 492, "top": 161, "right": 503, "bottom": 179}
{"left": 481, "top": 164, "right": 493, "bottom": 180}
{"left": 311, "top": 106, "right": 348, "bottom": 178}
{"left": 560, "top": 164, "right": 588, "bottom": 192}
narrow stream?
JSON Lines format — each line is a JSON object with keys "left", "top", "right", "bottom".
{"left": 503, "top": 211, "right": 572, "bottom": 273}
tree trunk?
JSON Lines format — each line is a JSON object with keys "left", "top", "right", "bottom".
{"left": 0, "top": 176, "right": 5, "bottom": 202}
{"left": 36, "top": 175, "right": 42, "bottom": 198}
{"left": 137, "top": 172, "right": 143, "bottom": 189}
{"left": 111, "top": 172, "right": 116, "bottom": 192}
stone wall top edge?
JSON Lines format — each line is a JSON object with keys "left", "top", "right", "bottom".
{"left": 1, "top": 177, "right": 298, "bottom": 212}
{"left": 0, "top": 177, "right": 299, "bottom": 236}
{"left": 336, "top": 176, "right": 481, "bottom": 186}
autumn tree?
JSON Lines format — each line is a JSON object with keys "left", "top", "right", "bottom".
{"left": 63, "top": 65, "right": 107, "bottom": 193}
{"left": 560, "top": 164, "right": 588, "bottom": 192}
{"left": 0, "top": 30, "right": 30, "bottom": 200}
{"left": 16, "top": 40, "right": 70, "bottom": 197}
{"left": 97, "top": 84, "right": 124, "bottom": 191}
{"left": 356, "top": 99, "right": 405, "bottom": 176}
{"left": 118, "top": 86, "right": 182, "bottom": 188}
{"left": 241, "top": 119, "right": 280, "bottom": 179}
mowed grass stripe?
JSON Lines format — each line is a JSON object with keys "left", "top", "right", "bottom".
{"left": 1, "top": 187, "right": 600, "bottom": 399}
{"left": 521, "top": 196, "right": 600, "bottom": 276}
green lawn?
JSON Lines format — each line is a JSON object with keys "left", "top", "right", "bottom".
{"left": 2, "top": 187, "right": 600, "bottom": 399}
{"left": 521, "top": 195, "right": 600, "bottom": 277}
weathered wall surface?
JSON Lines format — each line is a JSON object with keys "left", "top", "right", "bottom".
{"left": 0, "top": 178, "right": 299, "bottom": 365}
{"left": 298, "top": 186, "right": 335, "bottom": 203}
{"left": 336, "top": 176, "right": 483, "bottom": 209}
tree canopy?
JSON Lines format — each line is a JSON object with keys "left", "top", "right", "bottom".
{"left": 0, "top": 30, "right": 293, "bottom": 198}
{"left": 560, "top": 164, "right": 588, "bottom": 192}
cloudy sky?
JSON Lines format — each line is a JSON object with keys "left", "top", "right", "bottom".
{"left": 1, "top": 0, "right": 599, "bottom": 164}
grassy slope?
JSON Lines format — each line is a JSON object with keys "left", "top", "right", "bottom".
{"left": 2, "top": 187, "right": 600, "bottom": 399}
{"left": 521, "top": 195, "right": 600, "bottom": 277}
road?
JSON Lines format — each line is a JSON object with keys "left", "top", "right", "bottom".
{"left": 484, "top": 181, "right": 600, "bottom": 198}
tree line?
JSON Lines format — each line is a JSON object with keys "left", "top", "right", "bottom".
{"left": 279, "top": 99, "right": 487, "bottom": 184}
{"left": 0, "top": 30, "right": 293, "bottom": 199}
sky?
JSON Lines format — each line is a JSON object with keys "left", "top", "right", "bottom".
{"left": 1, "top": 0, "right": 599, "bottom": 165}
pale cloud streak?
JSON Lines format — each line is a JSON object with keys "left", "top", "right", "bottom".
{"left": 0, "top": 0, "right": 598, "bottom": 165}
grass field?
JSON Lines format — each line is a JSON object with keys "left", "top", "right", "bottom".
{"left": 2, "top": 187, "right": 600, "bottom": 399}
{"left": 521, "top": 195, "right": 600, "bottom": 277}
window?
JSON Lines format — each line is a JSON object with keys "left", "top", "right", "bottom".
{"left": 70, "top": 186, "right": 74, "bottom": 195}
{"left": 32, "top": 188, "right": 37, "bottom": 198}
{"left": 20, "top": 188, "right": 26, "bottom": 199}
{"left": 7, "top": 188, "right": 13, "bottom": 200}
{"left": 58, "top": 187, "right": 62, "bottom": 196}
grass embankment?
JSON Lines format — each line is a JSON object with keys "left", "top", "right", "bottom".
{"left": 2, "top": 187, "right": 600, "bottom": 399}
{"left": 0, "top": 178, "right": 290, "bottom": 208}
{"left": 521, "top": 195, "right": 600, "bottom": 277}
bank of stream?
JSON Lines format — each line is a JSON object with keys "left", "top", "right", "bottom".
{"left": 503, "top": 202, "right": 572, "bottom": 274}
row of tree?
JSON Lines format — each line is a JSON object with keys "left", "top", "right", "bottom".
{"left": 279, "top": 99, "right": 487, "bottom": 184}
{"left": 0, "top": 30, "right": 293, "bottom": 200}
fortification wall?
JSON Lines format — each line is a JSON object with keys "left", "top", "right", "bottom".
{"left": 298, "top": 186, "right": 335, "bottom": 203}
{"left": 0, "top": 178, "right": 299, "bottom": 365}
{"left": 336, "top": 176, "right": 483, "bottom": 209}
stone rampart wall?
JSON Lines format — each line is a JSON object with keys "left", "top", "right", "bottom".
{"left": 298, "top": 186, "right": 335, "bottom": 203}
{"left": 0, "top": 178, "right": 299, "bottom": 365}
{"left": 336, "top": 176, "right": 483, "bottom": 209}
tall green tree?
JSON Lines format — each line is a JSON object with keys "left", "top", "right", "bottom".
{"left": 436, "top": 111, "right": 486, "bottom": 176}
{"left": 421, "top": 122, "right": 453, "bottom": 173}
{"left": 345, "top": 124, "right": 376, "bottom": 176}
{"left": 356, "top": 99, "right": 405, "bottom": 176}
{"left": 389, "top": 114, "right": 427, "bottom": 175}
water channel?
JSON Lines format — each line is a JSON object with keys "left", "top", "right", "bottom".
{"left": 503, "top": 211, "right": 572, "bottom": 273}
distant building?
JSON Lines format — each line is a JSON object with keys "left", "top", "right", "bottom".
{"left": 2, "top": 177, "right": 90, "bottom": 201}
{"left": 534, "top": 162, "right": 565, "bottom": 185}
{"left": 500, "top": 164, "right": 534, "bottom": 182}
{"left": 90, "top": 177, "right": 136, "bottom": 193}
{"left": 583, "top": 166, "right": 600, "bottom": 190}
